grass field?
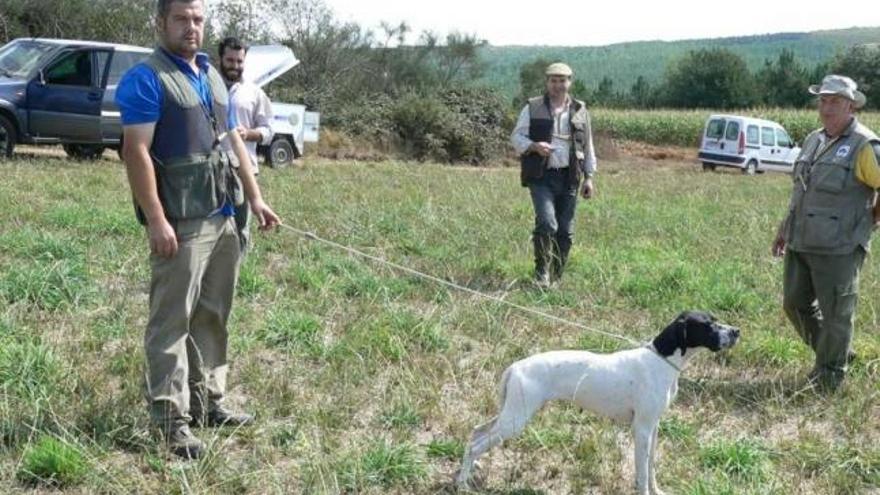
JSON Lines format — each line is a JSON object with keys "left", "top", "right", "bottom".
{"left": 0, "top": 151, "right": 878, "bottom": 494}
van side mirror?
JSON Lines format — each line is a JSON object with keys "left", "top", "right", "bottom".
{"left": 36, "top": 69, "right": 46, "bottom": 85}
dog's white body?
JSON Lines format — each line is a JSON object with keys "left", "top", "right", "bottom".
{"left": 457, "top": 347, "right": 682, "bottom": 495}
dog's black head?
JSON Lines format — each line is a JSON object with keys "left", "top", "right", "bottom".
{"left": 652, "top": 311, "right": 740, "bottom": 357}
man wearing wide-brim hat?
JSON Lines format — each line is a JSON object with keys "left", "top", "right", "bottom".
{"left": 772, "top": 74, "right": 880, "bottom": 391}
{"left": 511, "top": 62, "right": 596, "bottom": 287}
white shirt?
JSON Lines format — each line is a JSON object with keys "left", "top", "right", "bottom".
{"left": 222, "top": 80, "right": 274, "bottom": 173}
{"left": 511, "top": 100, "right": 597, "bottom": 175}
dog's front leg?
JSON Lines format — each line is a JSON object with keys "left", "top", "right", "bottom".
{"left": 648, "top": 424, "right": 666, "bottom": 495}
{"left": 632, "top": 421, "right": 653, "bottom": 495}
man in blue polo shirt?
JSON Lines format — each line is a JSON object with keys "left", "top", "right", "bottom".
{"left": 116, "top": 0, "right": 280, "bottom": 459}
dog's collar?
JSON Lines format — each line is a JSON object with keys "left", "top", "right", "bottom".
{"left": 645, "top": 343, "right": 682, "bottom": 372}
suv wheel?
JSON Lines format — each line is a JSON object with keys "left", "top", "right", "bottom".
{"left": 701, "top": 162, "right": 716, "bottom": 172}
{"left": 743, "top": 160, "right": 757, "bottom": 175}
{"left": 63, "top": 144, "right": 105, "bottom": 160}
{"left": 0, "top": 114, "right": 17, "bottom": 159}
{"left": 267, "top": 137, "right": 295, "bottom": 168}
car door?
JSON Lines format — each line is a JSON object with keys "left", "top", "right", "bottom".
{"left": 101, "top": 49, "right": 149, "bottom": 142}
{"left": 759, "top": 126, "right": 782, "bottom": 171}
{"left": 26, "top": 48, "right": 110, "bottom": 142}
{"left": 773, "top": 127, "right": 797, "bottom": 172}
{"left": 722, "top": 119, "right": 740, "bottom": 159}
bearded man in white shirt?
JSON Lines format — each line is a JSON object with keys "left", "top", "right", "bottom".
{"left": 219, "top": 36, "right": 275, "bottom": 253}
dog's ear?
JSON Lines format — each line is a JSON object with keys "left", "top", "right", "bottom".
{"left": 653, "top": 318, "right": 687, "bottom": 357}
{"left": 677, "top": 322, "right": 688, "bottom": 356}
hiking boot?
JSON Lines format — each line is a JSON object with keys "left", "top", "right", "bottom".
{"left": 190, "top": 407, "right": 255, "bottom": 428}
{"left": 165, "top": 424, "right": 205, "bottom": 460}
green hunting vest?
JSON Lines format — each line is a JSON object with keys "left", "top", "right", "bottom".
{"left": 134, "top": 48, "right": 240, "bottom": 224}
{"left": 784, "top": 118, "right": 879, "bottom": 255}
{"left": 520, "top": 95, "right": 592, "bottom": 187}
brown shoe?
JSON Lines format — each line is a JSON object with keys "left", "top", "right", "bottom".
{"left": 165, "top": 425, "right": 205, "bottom": 459}
{"left": 190, "top": 407, "right": 255, "bottom": 428}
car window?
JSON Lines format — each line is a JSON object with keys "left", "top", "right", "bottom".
{"left": 776, "top": 128, "right": 791, "bottom": 147}
{"left": 45, "top": 51, "right": 93, "bottom": 87}
{"left": 107, "top": 50, "right": 149, "bottom": 85}
{"left": 94, "top": 51, "right": 110, "bottom": 86}
{"left": 761, "top": 127, "right": 775, "bottom": 146}
{"left": 747, "top": 125, "right": 759, "bottom": 145}
{"left": 706, "top": 119, "right": 725, "bottom": 139}
{"left": 724, "top": 121, "right": 740, "bottom": 141}
{"left": 0, "top": 40, "right": 57, "bottom": 78}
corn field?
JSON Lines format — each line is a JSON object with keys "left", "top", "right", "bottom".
{"left": 591, "top": 108, "right": 880, "bottom": 147}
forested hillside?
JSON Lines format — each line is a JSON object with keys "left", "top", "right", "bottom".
{"left": 479, "top": 27, "right": 880, "bottom": 97}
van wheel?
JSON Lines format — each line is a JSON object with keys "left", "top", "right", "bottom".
{"left": 702, "top": 162, "right": 716, "bottom": 171}
{"left": 267, "top": 137, "right": 294, "bottom": 168}
{"left": 743, "top": 160, "right": 757, "bottom": 175}
{"left": 0, "top": 114, "right": 17, "bottom": 159}
{"left": 63, "top": 144, "right": 105, "bottom": 160}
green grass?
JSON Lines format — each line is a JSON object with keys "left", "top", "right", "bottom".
{"left": 17, "top": 435, "right": 90, "bottom": 487}
{"left": 700, "top": 437, "right": 770, "bottom": 481}
{"left": 333, "top": 440, "right": 426, "bottom": 491}
{"left": 0, "top": 154, "right": 878, "bottom": 493}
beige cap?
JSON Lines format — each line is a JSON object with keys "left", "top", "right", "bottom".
{"left": 545, "top": 62, "right": 573, "bottom": 77}
{"left": 809, "top": 74, "right": 866, "bottom": 109}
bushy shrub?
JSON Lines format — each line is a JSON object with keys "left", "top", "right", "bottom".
{"left": 319, "top": 86, "right": 509, "bottom": 164}
{"left": 437, "top": 86, "right": 510, "bottom": 164}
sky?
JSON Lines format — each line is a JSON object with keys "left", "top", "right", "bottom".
{"left": 322, "top": 0, "right": 880, "bottom": 46}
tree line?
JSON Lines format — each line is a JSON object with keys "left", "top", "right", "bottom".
{"left": 516, "top": 46, "right": 880, "bottom": 111}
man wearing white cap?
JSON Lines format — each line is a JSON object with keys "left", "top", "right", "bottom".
{"left": 511, "top": 62, "right": 596, "bottom": 287}
{"left": 772, "top": 74, "right": 880, "bottom": 391}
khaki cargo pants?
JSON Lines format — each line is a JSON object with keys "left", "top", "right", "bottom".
{"left": 782, "top": 248, "right": 865, "bottom": 377}
{"left": 144, "top": 215, "right": 241, "bottom": 429}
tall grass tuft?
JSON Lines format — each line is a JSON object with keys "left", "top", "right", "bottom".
{"left": 338, "top": 440, "right": 426, "bottom": 490}
{"left": 17, "top": 435, "right": 90, "bottom": 487}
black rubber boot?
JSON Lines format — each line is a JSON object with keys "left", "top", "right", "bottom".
{"left": 533, "top": 234, "right": 552, "bottom": 287}
{"left": 551, "top": 240, "right": 570, "bottom": 282}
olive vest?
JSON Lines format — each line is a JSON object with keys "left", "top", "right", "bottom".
{"left": 520, "top": 95, "right": 593, "bottom": 187}
{"left": 134, "top": 49, "right": 239, "bottom": 224}
{"left": 784, "top": 118, "right": 879, "bottom": 255}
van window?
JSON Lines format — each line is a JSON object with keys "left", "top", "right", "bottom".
{"left": 761, "top": 127, "right": 775, "bottom": 146}
{"left": 107, "top": 50, "right": 148, "bottom": 85}
{"left": 747, "top": 125, "right": 759, "bottom": 145}
{"left": 776, "top": 129, "right": 792, "bottom": 147}
{"left": 724, "top": 121, "right": 740, "bottom": 141}
{"left": 706, "top": 119, "right": 725, "bottom": 139}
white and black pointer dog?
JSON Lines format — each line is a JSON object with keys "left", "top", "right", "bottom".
{"left": 456, "top": 311, "right": 740, "bottom": 494}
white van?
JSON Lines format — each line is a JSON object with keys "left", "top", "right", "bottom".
{"left": 698, "top": 114, "right": 800, "bottom": 174}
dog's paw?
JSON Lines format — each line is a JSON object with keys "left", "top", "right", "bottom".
{"left": 454, "top": 467, "right": 485, "bottom": 492}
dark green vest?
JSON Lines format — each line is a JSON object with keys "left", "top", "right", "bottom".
{"left": 135, "top": 49, "right": 238, "bottom": 224}
{"left": 520, "top": 95, "right": 592, "bottom": 187}
{"left": 784, "top": 118, "right": 879, "bottom": 255}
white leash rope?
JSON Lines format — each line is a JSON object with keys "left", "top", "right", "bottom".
{"left": 276, "top": 223, "right": 681, "bottom": 371}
